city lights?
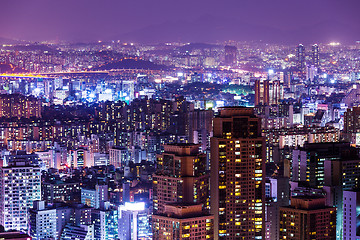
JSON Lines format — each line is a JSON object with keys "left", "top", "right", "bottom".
{"left": 0, "top": 1, "right": 358, "bottom": 239}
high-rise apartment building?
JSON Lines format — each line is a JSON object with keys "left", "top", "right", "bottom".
{"left": 153, "top": 144, "right": 209, "bottom": 214}
{"left": 0, "top": 94, "right": 41, "bottom": 119}
{"left": 279, "top": 196, "right": 336, "bottom": 239}
{"left": 312, "top": 44, "right": 320, "bottom": 67}
{"left": 225, "top": 45, "right": 237, "bottom": 66}
{"left": 29, "top": 201, "right": 92, "bottom": 240}
{"left": 29, "top": 201, "right": 57, "bottom": 240}
{"left": 255, "top": 79, "right": 283, "bottom": 106}
{"left": 296, "top": 44, "right": 306, "bottom": 74}
{"left": 152, "top": 144, "right": 212, "bottom": 239}
{"left": 0, "top": 160, "right": 41, "bottom": 232}
{"left": 264, "top": 177, "right": 290, "bottom": 240}
{"left": 255, "top": 80, "right": 270, "bottom": 106}
{"left": 210, "top": 107, "right": 265, "bottom": 239}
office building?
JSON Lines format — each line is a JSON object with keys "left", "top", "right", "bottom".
{"left": 292, "top": 142, "right": 360, "bottom": 189}
{"left": 109, "top": 146, "right": 128, "bottom": 168}
{"left": 118, "top": 202, "right": 152, "bottom": 240}
{"left": 42, "top": 181, "right": 80, "bottom": 203}
{"left": 81, "top": 184, "right": 108, "bottom": 209}
{"left": 292, "top": 142, "right": 360, "bottom": 240}
{"left": 210, "top": 107, "right": 265, "bottom": 239}
{"left": 91, "top": 202, "right": 118, "bottom": 240}
{"left": 69, "top": 148, "right": 91, "bottom": 168}
{"left": 91, "top": 152, "right": 108, "bottom": 166}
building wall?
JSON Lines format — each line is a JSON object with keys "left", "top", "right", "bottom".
{"left": 343, "top": 191, "right": 360, "bottom": 240}
{"left": 152, "top": 215, "right": 214, "bottom": 240}
{"left": 0, "top": 165, "right": 41, "bottom": 232}
{"left": 279, "top": 206, "right": 336, "bottom": 240}
{"left": 29, "top": 208, "right": 57, "bottom": 240}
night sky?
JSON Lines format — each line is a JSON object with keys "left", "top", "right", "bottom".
{"left": 1, "top": 0, "right": 359, "bottom": 43}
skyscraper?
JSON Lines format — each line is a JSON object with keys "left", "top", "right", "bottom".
{"left": 153, "top": 144, "right": 209, "bottom": 214}
{"left": 152, "top": 144, "right": 213, "bottom": 239}
{"left": 0, "top": 160, "right": 41, "bottom": 232}
{"left": 296, "top": 44, "right": 306, "bottom": 74}
{"left": 224, "top": 45, "right": 237, "bottom": 66}
{"left": 255, "top": 79, "right": 269, "bottom": 106}
{"left": 210, "top": 107, "right": 265, "bottom": 239}
{"left": 312, "top": 44, "right": 320, "bottom": 67}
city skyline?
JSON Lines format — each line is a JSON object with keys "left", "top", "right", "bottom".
{"left": 0, "top": 1, "right": 360, "bottom": 240}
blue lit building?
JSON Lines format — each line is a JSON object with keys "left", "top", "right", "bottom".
{"left": 118, "top": 202, "right": 152, "bottom": 240}
{"left": 91, "top": 201, "right": 118, "bottom": 240}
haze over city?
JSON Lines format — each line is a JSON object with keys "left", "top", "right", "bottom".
{"left": 0, "top": 0, "right": 360, "bottom": 43}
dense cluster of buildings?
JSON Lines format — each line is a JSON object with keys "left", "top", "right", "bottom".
{"left": 0, "top": 40, "right": 359, "bottom": 239}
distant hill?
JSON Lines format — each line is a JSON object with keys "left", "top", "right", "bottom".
{"left": 94, "top": 58, "right": 170, "bottom": 71}
{"left": 177, "top": 43, "right": 221, "bottom": 52}
{"left": 112, "top": 15, "right": 360, "bottom": 44}
{"left": 2, "top": 44, "right": 57, "bottom": 52}
{"left": 0, "top": 63, "right": 28, "bottom": 74}
{"left": 0, "top": 37, "right": 26, "bottom": 45}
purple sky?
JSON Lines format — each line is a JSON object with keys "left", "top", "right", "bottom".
{"left": 0, "top": 0, "right": 359, "bottom": 43}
